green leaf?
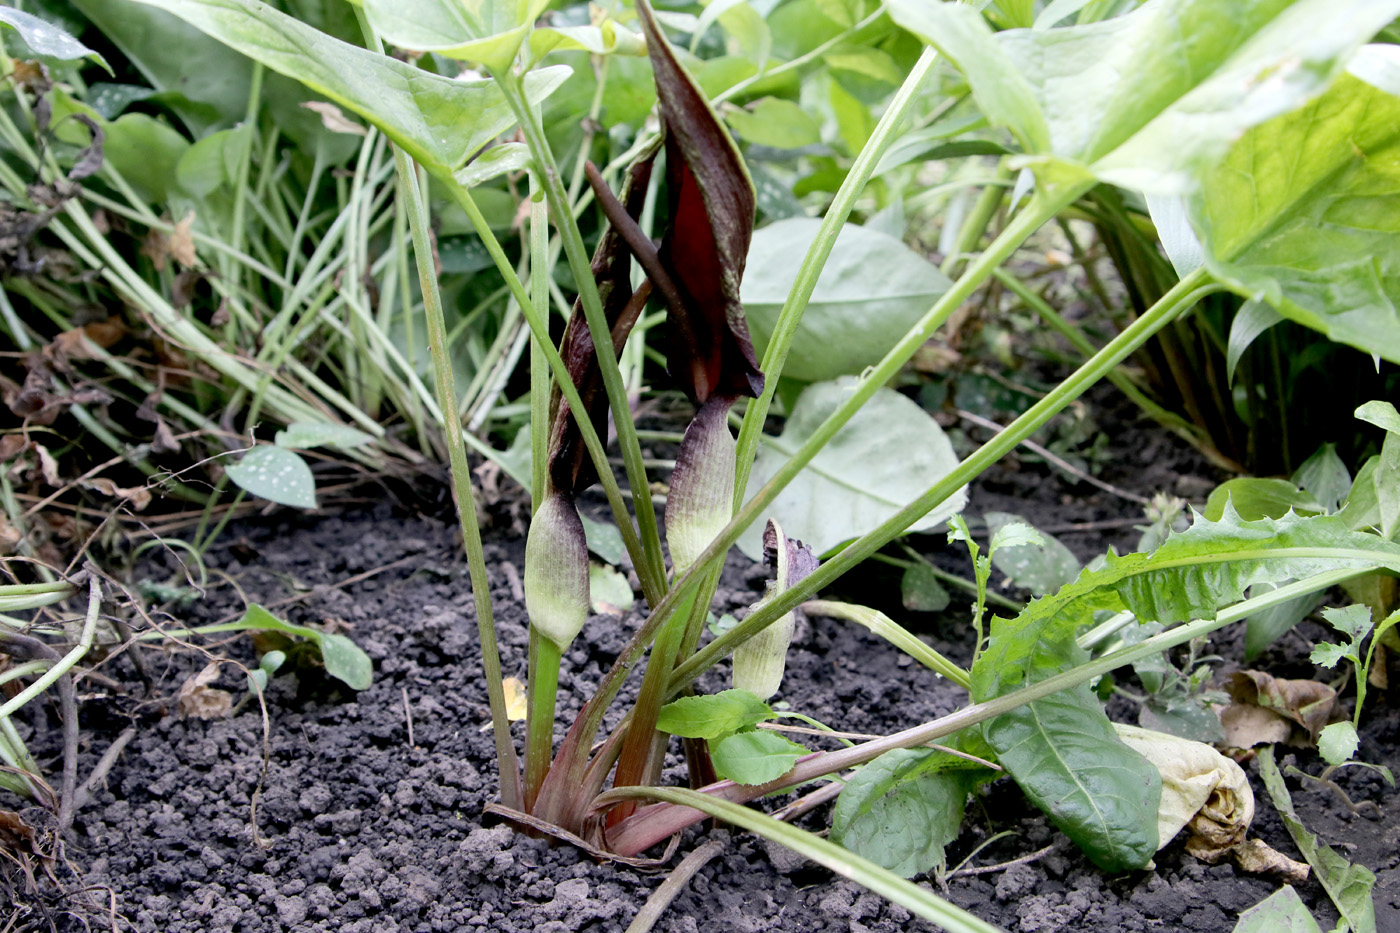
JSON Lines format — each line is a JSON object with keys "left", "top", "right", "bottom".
{"left": 102, "top": 112, "right": 191, "bottom": 204}
{"left": 1204, "top": 478, "right": 1323, "bottom": 522}
{"left": 453, "top": 143, "right": 530, "bottom": 189}
{"left": 274, "top": 421, "right": 374, "bottom": 451}
{"left": 984, "top": 675, "right": 1162, "bottom": 871}
{"left": 362, "top": 0, "right": 549, "bottom": 73}
{"left": 1356, "top": 399, "right": 1400, "bottom": 435}
{"left": 1321, "top": 603, "right": 1372, "bottom": 641}
{"left": 588, "top": 563, "right": 634, "bottom": 615}
{"left": 1114, "top": 509, "right": 1400, "bottom": 625}
{"left": 1259, "top": 747, "right": 1376, "bottom": 933}
{"left": 1191, "top": 71, "right": 1400, "bottom": 364}
{"left": 1310, "top": 641, "right": 1350, "bottom": 669}
{"left": 130, "top": 0, "right": 569, "bottom": 172}
{"left": 743, "top": 219, "right": 954, "bottom": 383}
{"left": 174, "top": 125, "right": 248, "bottom": 199}
{"left": 1338, "top": 456, "right": 1386, "bottom": 534}
{"left": 1318, "top": 721, "right": 1360, "bottom": 766}
{"left": 972, "top": 509, "right": 1400, "bottom": 870}
{"left": 987, "top": 512, "right": 1080, "bottom": 596}
{"left": 1225, "top": 299, "right": 1285, "bottom": 387}
{"left": 1232, "top": 886, "right": 1323, "bottom": 933}
{"left": 902, "top": 564, "right": 951, "bottom": 613}
{"left": 711, "top": 729, "right": 806, "bottom": 785}
{"left": 725, "top": 97, "right": 822, "bottom": 149}
{"left": 580, "top": 514, "right": 626, "bottom": 565}
{"left": 235, "top": 605, "right": 373, "bottom": 690}
{"left": 738, "top": 380, "right": 967, "bottom": 558}
{"left": 830, "top": 748, "right": 982, "bottom": 878}
{"left": 657, "top": 689, "right": 772, "bottom": 739}
{"left": 1292, "top": 443, "right": 1352, "bottom": 513}
{"left": 1377, "top": 434, "right": 1400, "bottom": 540}
{"left": 888, "top": 0, "right": 1400, "bottom": 194}
{"left": 0, "top": 7, "right": 110, "bottom": 71}
{"left": 224, "top": 446, "right": 316, "bottom": 509}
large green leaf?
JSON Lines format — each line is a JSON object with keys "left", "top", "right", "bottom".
{"left": 737, "top": 380, "right": 967, "bottom": 558}
{"left": 363, "top": 0, "right": 550, "bottom": 73}
{"left": 830, "top": 748, "right": 985, "bottom": 878}
{"left": 972, "top": 509, "right": 1400, "bottom": 871}
{"left": 129, "top": 0, "right": 568, "bottom": 171}
{"left": 657, "top": 688, "right": 773, "bottom": 739}
{"left": 742, "top": 219, "right": 954, "bottom": 383}
{"left": 711, "top": 730, "right": 807, "bottom": 785}
{"left": 1189, "top": 67, "right": 1400, "bottom": 363}
{"left": 986, "top": 679, "right": 1161, "bottom": 872}
{"left": 885, "top": 0, "right": 1400, "bottom": 194}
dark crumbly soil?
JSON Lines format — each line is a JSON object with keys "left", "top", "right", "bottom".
{"left": 12, "top": 408, "right": 1400, "bottom": 933}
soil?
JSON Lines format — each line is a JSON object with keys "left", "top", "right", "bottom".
{"left": 7, "top": 401, "right": 1400, "bottom": 933}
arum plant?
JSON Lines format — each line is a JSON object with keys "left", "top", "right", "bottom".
{"left": 128, "top": 0, "right": 1400, "bottom": 924}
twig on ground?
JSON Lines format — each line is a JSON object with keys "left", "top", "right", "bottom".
{"left": 948, "top": 842, "right": 1055, "bottom": 878}
{"left": 956, "top": 409, "right": 1151, "bottom": 506}
{"left": 624, "top": 839, "right": 726, "bottom": 933}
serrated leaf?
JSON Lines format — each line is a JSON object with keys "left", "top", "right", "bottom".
{"left": 130, "top": 0, "right": 569, "bottom": 172}
{"left": 1204, "top": 478, "right": 1322, "bottom": 523}
{"left": 657, "top": 689, "right": 772, "bottom": 739}
{"left": 225, "top": 446, "right": 316, "bottom": 509}
{"left": 711, "top": 729, "right": 806, "bottom": 785}
{"left": 972, "top": 508, "right": 1400, "bottom": 870}
{"left": 1232, "top": 886, "right": 1323, "bottom": 933}
{"left": 234, "top": 605, "right": 373, "bottom": 690}
{"left": 1318, "top": 721, "right": 1359, "bottom": 766}
{"left": 902, "top": 564, "right": 951, "bottom": 613}
{"left": 738, "top": 380, "right": 967, "bottom": 558}
{"left": 274, "top": 422, "right": 374, "bottom": 450}
{"left": 1320, "top": 604, "right": 1372, "bottom": 641}
{"left": 1260, "top": 747, "right": 1376, "bottom": 932}
{"left": 987, "top": 512, "right": 1079, "bottom": 596}
{"left": 830, "top": 748, "right": 983, "bottom": 878}
{"left": 0, "top": 7, "right": 111, "bottom": 71}
{"left": 1309, "top": 642, "right": 1350, "bottom": 669}
{"left": 742, "top": 220, "right": 953, "bottom": 383}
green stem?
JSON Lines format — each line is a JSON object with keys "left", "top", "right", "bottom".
{"left": 396, "top": 153, "right": 521, "bottom": 810}
{"left": 432, "top": 177, "right": 663, "bottom": 610}
{"left": 992, "top": 267, "right": 1201, "bottom": 442}
{"left": 529, "top": 178, "right": 550, "bottom": 514}
{"left": 672, "top": 268, "right": 1216, "bottom": 694}
{"left": 598, "top": 787, "right": 1000, "bottom": 933}
{"left": 610, "top": 567, "right": 1367, "bottom": 855}
{"left": 733, "top": 45, "right": 941, "bottom": 511}
{"left": 497, "top": 69, "right": 668, "bottom": 594}
{"left": 526, "top": 632, "right": 561, "bottom": 810}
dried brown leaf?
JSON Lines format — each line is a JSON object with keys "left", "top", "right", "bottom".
{"left": 170, "top": 211, "right": 197, "bottom": 269}
{"left": 178, "top": 663, "right": 233, "bottom": 719}
{"left": 1221, "top": 703, "right": 1293, "bottom": 749}
{"left": 78, "top": 477, "right": 152, "bottom": 511}
{"left": 1192, "top": 836, "right": 1310, "bottom": 884}
{"left": 1228, "top": 671, "right": 1338, "bottom": 743}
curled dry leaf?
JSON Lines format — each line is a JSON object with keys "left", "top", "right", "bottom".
{"left": 178, "top": 662, "right": 233, "bottom": 720}
{"left": 1114, "top": 725, "right": 1309, "bottom": 883}
{"left": 78, "top": 477, "right": 152, "bottom": 511}
{"left": 46, "top": 317, "right": 126, "bottom": 362}
{"left": 1224, "top": 671, "right": 1339, "bottom": 746}
{"left": 170, "top": 211, "right": 197, "bottom": 269}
